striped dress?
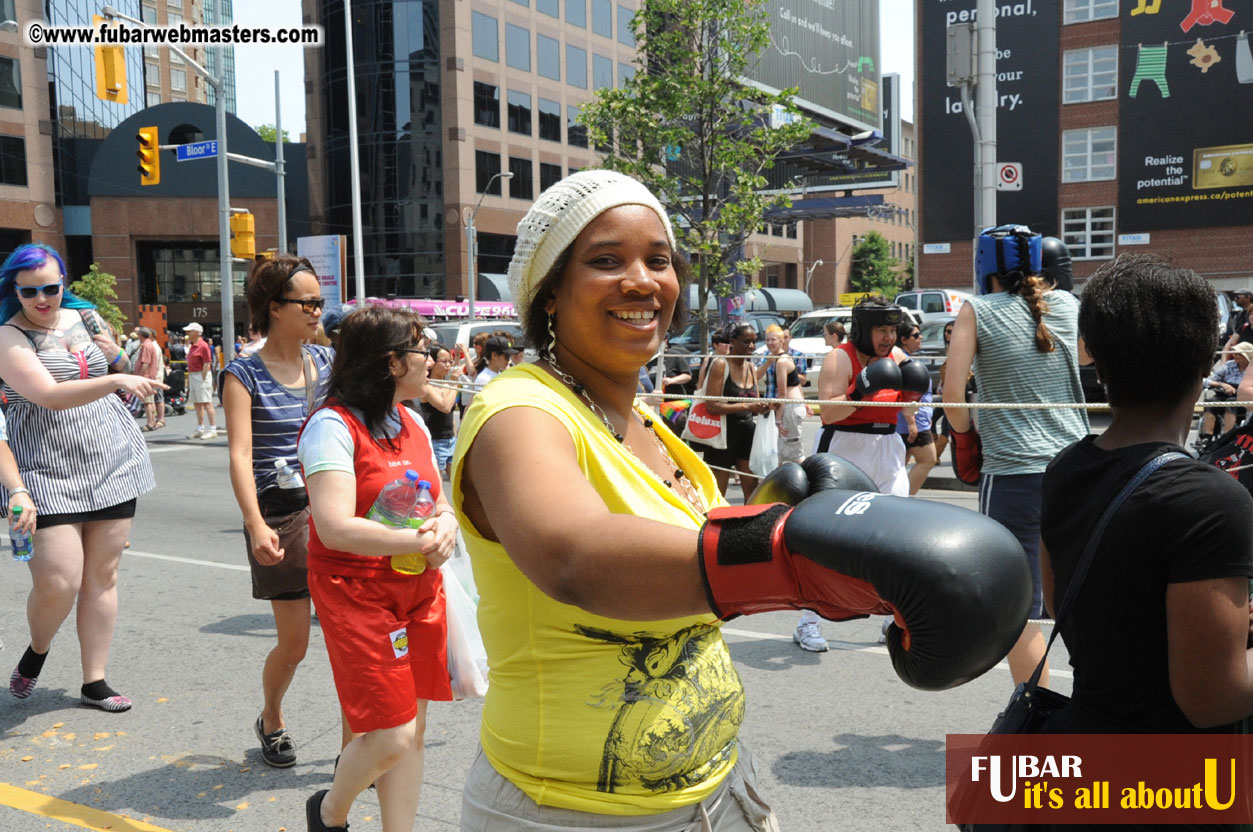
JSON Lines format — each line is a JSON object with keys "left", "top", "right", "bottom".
{"left": 0, "top": 334, "right": 154, "bottom": 515}
{"left": 223, "top": 345, "right": 333, "bottom": 495}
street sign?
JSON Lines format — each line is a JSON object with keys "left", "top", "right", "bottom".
{"left": 996, "top": 162, "right": 1023, "bottom": 191}
{"left": 176, "top": 140, "right": 219, "bottom": 162}
{"left": 1117, "top": 232, "right": 1151, "bottom": 245}
{"left": 922, "top": 243, "right": 952, "bottom": 254}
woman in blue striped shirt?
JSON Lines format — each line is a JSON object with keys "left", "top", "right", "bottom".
{"left": 223, "top": 256, "right": 334, "bottom": 769}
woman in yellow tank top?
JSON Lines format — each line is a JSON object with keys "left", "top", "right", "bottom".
{"left": 452, "top": 170, "right": 775, "bottom": 830}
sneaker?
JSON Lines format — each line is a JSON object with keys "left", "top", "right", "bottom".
{"left": 9, "top": 665, "right": 37, "bottom": 699}
{"left": 186, "top": 427, "right": 205, "bottom": 439}
{"left": 306, "top": 789, "right": 349, "bottom": 832}
{"left": 793, "top": 621, "right": 829, "bottom": 653}
{"left": 255, "top": 714, "right": 297, "bottom": 768}
{"left": 198, "top": 428, "right": 218, "bottom": 441}
{"left": 81, "top": 691, "right": 132, "bottom": 712}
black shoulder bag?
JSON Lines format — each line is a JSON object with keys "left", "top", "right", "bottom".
{"left": 988, "top": 451, "right": 1186, "bottom": 735}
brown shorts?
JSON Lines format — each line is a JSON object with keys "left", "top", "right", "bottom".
{"left": 903, "top": 430, "right": 936, "bottom": 450}
{"left": 243, "top": 507, "right": 311, "bottom": 601}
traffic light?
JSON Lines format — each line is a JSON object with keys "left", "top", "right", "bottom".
{"left": 136, "top": 126, "right": 160, "bottom": 186}
{"left": 230, "top": 212, "right": 256, "bottom": 260}
{"left": 93, "top": 15, "right": 128, "bottom": 104}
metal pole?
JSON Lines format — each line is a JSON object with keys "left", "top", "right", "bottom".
{"left": 274, "top": 71, "right": 287, "bottom": 255}
{"left": 344, "top": 0, "right": 366, "bottom": 301}
{"left": 976, "top": 0, "right": 997, "bottom": 232}
{"left": 466, "top": 222, "right": 477, "bottom": 321}
{"left": 216, "top": 59, "right": 235, "bottom": 364}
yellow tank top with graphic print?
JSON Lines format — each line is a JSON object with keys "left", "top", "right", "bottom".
{"left": 452, "top": 363, "right": 743, "bottom": 815}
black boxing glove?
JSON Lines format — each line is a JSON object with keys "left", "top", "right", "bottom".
{"left": 899, "top": 360, "right": 931, "bottom": 403}
{"left": 747, "top": 453, "right": 877, "bottom": 506}
{"left": 950, "top": 424, "right": 983, "bottom": 485}
{"left": 849, "top": 358, "right": 902, "bottom": 402}
{"left": 698, "top": 490, "right": 1031, "bottom": 690}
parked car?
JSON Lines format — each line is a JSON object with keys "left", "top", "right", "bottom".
{"left": 896, "top": 289, "right": 974, "bottom": 324}
{"left": 427, "top": 319, "right": 523, "bottom": 352}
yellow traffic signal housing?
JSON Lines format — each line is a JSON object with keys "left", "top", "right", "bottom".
{"left": 93, "top": 15, "right": 128, "bottom": 104}
{"left": 136, "top": 126, "right": 160, "bottom": 186}
{"left": 230, "top": 213, "right": 256, "bottom": 260}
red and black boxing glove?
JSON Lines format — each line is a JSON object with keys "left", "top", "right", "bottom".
{"left": 848, "top": 358, "right": 902, "bottom": 403}
{"left": 697, "top": 489, "right": 1031, "bottom": 690}
{"left": 950, "top": 424, "right": 983, "bottom": 485}
{"left": 747, "top": 453, "right": 877, "bottom": 506}
{"left": 898, "top": 360, "right": 932, "bottom": 404}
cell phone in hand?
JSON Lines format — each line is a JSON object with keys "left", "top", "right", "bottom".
{"left": 79, "top": 310, "right": 103, "bottom": 336}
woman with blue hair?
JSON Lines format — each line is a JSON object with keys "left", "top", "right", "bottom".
{"left": 0, "top": 243, "right": 161, "bottom": 712}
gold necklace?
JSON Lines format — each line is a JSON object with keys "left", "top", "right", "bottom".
{"left": 544, "top": 356, "right": 706, "bottom": 515}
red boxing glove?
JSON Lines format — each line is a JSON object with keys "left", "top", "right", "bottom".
{"left": 950, "top": 425, "right": 983, "bottom": 485}
{"left": 698, "top": 490, "right": 1031, "bottom": 690}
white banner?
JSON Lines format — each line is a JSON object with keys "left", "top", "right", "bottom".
{"left": 296, "top": 235, "right": 346, "bottom": 314}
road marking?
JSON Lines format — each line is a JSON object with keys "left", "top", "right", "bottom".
{"left": 125, "top": 549, "right": 249, "bottom": 572}
{"left": 720, "top": 626, "right": 1074, "bottom": 679}
{"left": 120, "top": 550, "right": 1074, "bottom": 680}
{"left": 0, "top": 782, "right": 176, "bottom": 832}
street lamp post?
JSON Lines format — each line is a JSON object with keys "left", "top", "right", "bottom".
{"left": 101, "top": 5, "right": 237, "bottom": 362}
{"left": 803, "top": 259, "right": 824, "bottom": 296}
{"left": 465, "top": 170, "right": 512, "bottom": 321}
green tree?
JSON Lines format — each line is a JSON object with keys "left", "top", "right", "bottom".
{"left": 69, "top": 264, "right": 127, "bottom": 335}
{"left": 579, "top": 0, "right": 813, "bottom": 348}
{"left": 848, "top": 232, "right": 902, "bottom": 298}
{"left": 899, "top": 254, "right": 915, "bottom": 291}
{"left": 254, "top": 124, "right": 290, "bottom": 143}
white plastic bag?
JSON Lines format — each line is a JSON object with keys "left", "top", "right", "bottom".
{"left": 442, "top": 558, "right": 488, "bottom": 700}
{"left": 749, "top": 411, "right": 779, "bottom": 477}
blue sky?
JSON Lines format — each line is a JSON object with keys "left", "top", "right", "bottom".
{"left": 233, "top": 0, "right": 917, "bottom": 137}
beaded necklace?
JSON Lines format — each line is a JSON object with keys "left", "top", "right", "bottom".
{"left": 543, "top": 355, "right": 705, "bottom": 516}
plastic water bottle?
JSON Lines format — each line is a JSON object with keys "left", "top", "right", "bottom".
{"left": 393, "top": 480, "right": 436, "bottom": 576}
{"left": 367, "top": 469, "right": 420, "bottom": 527}
{"left": 274, "top": 459, "right": 304, "bottom": 490}
{"left": 10, "top": 506, "right": 32, "bottom": 562}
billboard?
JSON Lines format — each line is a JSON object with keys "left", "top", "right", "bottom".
{"left": 750, "top": 0, "right": 881, "bottom": 130}
{"left": 1118, "top": 5, "right": 1253, "bottom": 231}
{"left": 919, "top": 0, "right": 1060, "bottom": 243}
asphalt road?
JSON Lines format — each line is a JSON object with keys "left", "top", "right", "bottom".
{"left": 0, "top": 407, "right": 1072, "bottom": 832}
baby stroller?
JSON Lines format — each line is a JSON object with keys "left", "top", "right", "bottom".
{"left": 1198, "top": 413, "right": 1253, "bottom": 488}
{"left": 165, "top": 363, "right": 187, "bottom": 416}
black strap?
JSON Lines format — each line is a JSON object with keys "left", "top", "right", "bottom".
{"left": 1023, "top": 451, "right": 1186, "bottom": 691}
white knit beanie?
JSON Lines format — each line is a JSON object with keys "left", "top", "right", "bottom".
{"left": 507, "top": 169, "right": 677, "bottom": 331}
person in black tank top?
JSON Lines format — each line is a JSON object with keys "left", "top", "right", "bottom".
{"left": 419, "top": 344, "right": 460, "bottom": 479}
{"left": 700, "top": 324, "right": 772, "bottom": 497}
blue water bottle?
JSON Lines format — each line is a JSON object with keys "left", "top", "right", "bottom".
{"left": 10, "top": 505, "right": 33, "bottom": 562}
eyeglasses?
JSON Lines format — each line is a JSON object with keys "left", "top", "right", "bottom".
{"left": 906, "top": 331, "right": 921, "bottom": 339}
{"left": 274, "top": 296, "right": 326, "bottom": 314}
{"left": 17, "top": 283, "right": 63, "bottom": 299}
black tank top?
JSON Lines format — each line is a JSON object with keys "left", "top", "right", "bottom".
{"left": 420, "top": 401, "right": 455, "bottom": 440}
{"left": 718, "top": 360, "right": 758, "bottom": 422}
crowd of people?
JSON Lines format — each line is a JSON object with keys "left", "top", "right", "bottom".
{"left": 0, "top": 168, "right": 1250, "bottom": 832}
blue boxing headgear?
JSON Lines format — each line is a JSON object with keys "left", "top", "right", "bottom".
{"left": 975, "top": 225, "right": 1042, "bottom": 295}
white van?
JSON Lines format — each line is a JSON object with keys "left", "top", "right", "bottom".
{"left": 895, "top": 289, "right": 974, "bottom": 324}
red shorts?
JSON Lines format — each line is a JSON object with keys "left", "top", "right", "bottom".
{"left": 308, "top": 570, "right": 452, "bottom": 733}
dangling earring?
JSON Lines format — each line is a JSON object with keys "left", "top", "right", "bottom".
{"left": 546, "top": 313, "right": 557, "bottom": 358}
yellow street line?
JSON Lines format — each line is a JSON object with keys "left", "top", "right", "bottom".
{"left": 0, "top": 782, "right": 177, "bottom": 832}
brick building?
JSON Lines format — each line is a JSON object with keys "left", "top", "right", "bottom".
{"left": 916, "top": 0, "right": 1253, "bottom": 293}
